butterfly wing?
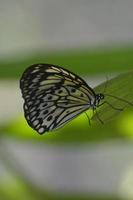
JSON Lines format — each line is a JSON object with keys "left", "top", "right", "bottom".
{"left": 20, "top": 63, "right": 96, "bottom": 134}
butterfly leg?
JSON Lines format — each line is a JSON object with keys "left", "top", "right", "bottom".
{"left": 94, "top": 109, "right": 104, "bottom": 124}
{"left": 91, "top": 107, "right": 104, "bottom": 125}
{"left": 85, "top": 112, "right": 91, "bottom": 126}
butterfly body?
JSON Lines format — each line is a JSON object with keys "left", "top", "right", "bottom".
{"left": 20, "top": 64, "right": 104, "bottom": 134}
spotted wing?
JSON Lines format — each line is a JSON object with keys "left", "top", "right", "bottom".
{"left": 20, "top": 63, "right": 96, "bottom": 134}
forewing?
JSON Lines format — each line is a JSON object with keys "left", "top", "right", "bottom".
{"left": 20, "top": 63, "right": 95, "bottom": 134}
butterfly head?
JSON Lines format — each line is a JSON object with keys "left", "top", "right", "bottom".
{"left": 94, "top": 93, "right": 104, "bottom": 107}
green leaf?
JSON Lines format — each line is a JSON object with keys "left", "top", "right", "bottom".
{"left": 93, "top": 70, "right": 133, "bottom": 123}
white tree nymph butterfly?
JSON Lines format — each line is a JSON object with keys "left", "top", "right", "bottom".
{"left": 20, "top": 63, "right": 105, "bottom": 134}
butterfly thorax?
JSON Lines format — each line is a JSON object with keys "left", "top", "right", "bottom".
{"left": 91, "top": 93, "right": 104, "bottom": 109}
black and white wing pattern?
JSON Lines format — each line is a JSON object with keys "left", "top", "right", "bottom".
{"left": 20, "top": 63, "right": 96, "bottom": 134}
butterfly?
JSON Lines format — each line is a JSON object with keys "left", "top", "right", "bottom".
{"left": 20, "top": 63, "right": 104, "bottom": 134}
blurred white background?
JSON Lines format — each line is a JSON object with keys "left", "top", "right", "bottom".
{"left": 1, "top": 0, "right": 133, "bottom": 57}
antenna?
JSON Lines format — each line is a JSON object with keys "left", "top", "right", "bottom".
{"left": 103, "top": 75, "right": 109, "bottom": 94}
{"left": 104, "top": 93, "right": 133, "bottom": 106}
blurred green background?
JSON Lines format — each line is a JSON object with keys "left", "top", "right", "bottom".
{"left": 1, "top": 1, "right": 133, "bottom": 200}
